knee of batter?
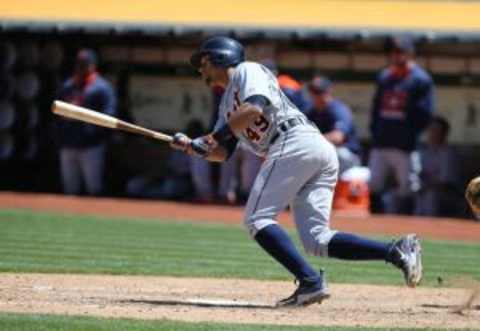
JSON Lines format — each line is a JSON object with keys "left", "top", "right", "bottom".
{"left": 300, "top": 225, "right": 338, "bottom": 257}
{"left": 244, "top": 215, "right": 278, "bottom": 238}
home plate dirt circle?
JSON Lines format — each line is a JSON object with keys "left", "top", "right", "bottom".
{"left": 0, "top": 273, "right": 479, "bottom": 329}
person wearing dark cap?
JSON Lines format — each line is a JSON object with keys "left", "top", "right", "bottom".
{"left": 368, "top": 36, "right": 435, "bottom": 214}
{"left": 56, "top": 48, "right": 116, "bottom": 195}
{"left": 414, "top": 116, "right": 461, "bottom": 217}
{"left": 307, "top": 76, "right": 361, "bottom": 174}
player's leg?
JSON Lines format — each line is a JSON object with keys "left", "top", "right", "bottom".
{"left": 367, "top": 148, "right": 391, "bottom": 213}
{"left": 291, "top": 139, "right": 344, "bottom": 257}
{"left": 190, "top": 157, "right": 214, "bottom": 202}
{"left": 239, "top": 151, "right": 262, "bottom": 201}
{"left": 245, "top": 155, "right": 321, "bottom": 285}
{"left": 336, "top": 146, "right": 360, "bottom": 175}
{"left": 292, "top": 145, "right": 422, "bottom": 287}
{"left": 414, "top": 188, "right": 437, "bottom": 216}
{"left": 60, "top": 147, "right": 82, "bottom": 195}
{"left": 80, "top": 143, "right": 105, "bottom": 196}
{"left": 329, "top": 232, "right": 422, "bottom": 287}
{"left": 389, "top": 149, "right": 418, "bottom": 214}
{"left": 218, "top": 149, "right": 239, "bottom": 202}
{"left": 294, "top": 184, "right": 423, "bottom": 286}
{"left": 244, "top": 133, "right": 329, "bottom": 306}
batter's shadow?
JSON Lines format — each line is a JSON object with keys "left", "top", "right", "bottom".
{"left": 118, "top": 298, "right": 277, "bottom": 310}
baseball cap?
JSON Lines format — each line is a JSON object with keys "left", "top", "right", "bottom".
{"left": 76, "top": 49, "right": 97, "bottom": 66}
{"left": 386, "top": 36, "right": 415, "bottom": 54}
{"left": 308, "top": 76, "right": 332, "bottom": 94}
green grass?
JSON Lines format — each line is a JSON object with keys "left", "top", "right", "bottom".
{"left": 0, "top": 313, "right": 474, "bottom": 331}
{"left": 0, "top": 209, "right": 478, "bottom": 286}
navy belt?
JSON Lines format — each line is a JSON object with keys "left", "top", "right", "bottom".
{"left": 270, "top": 117, "right": 307, "bottom": 144}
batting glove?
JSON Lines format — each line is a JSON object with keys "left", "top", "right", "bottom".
{"left": 170, "top": 133, "right": 192, "bottom": 152}
{"left": 171, "top": 133, "right": 216, "bottom": 158}
{"left": 190, "top": 135, "right": 217, "bottom": 158}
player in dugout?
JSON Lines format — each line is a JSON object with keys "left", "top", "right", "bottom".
{"left": 55, "top": 49, "right": 116, "bottom": 196}
{"left": 306, "top": 76, "right": 361, "bottom": 175}
{"left": 368, "top": 36, "right": 435, "bottom": 214}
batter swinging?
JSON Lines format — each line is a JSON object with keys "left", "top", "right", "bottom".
{"left": 171, "top": 36, "right": 423, "bottom": 307}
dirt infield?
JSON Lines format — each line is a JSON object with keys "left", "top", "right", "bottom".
{"left": 0, "top": 192, "right": 479, "bottom": 328}
{"left": 0, "top": 273, "right": 479, "bottom": 329}
{"left": 0, "top": 192, "right": 479, "bottom": 241}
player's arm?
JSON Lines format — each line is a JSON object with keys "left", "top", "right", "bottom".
{"left": 324, "top": 130, "right": 345, "bottom": 146}
{"left": 101, "top": 82, "right": 117, "bottom": 116}
{"left": 170, "top": 95, "right": 268, "bottom": 161}
{"left": 197, "top": 96, "right": 268, "bottom": 160}
{"left": 197, "top": 95, "right": 269, "bottom": 161}
{"left": 325, "top": 106, "right": 353, "bottom": 146}
{"left": 413, "top": 78, "right": 435, "bottom": 131}
{"left": 227, "top": 95, "right": 269, "bottom": 134}
{"left": 369, "top": 74, "right": 383, "bottom": 137}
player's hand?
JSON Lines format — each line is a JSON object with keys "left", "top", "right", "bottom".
{"left": 171, "top": 133, "right": 217, "bottom": 158}
{"left": 170, "top": 133, "right": 192, "bottom": 152}
{"left": 190, "top": 135, "right": 218, "bottom": 158}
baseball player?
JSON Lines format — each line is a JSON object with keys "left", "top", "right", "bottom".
{"left": 369, "top": 36, "right": 435, "bottom": 214}
{"left": 306, "top": 76, "right": 361, "bottom": 175}
{"left": 171, "top": 37, "right": 423, "bottom": 307}
{"left": 57, "top": 49, "right": 116, "bottom": 196}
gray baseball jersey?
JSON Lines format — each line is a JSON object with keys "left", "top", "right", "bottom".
{"left": 216, "top": 62, "right": 302, "bottom": 157}
{"left": 215, "top": 61, "right": 339, "bottom": 258}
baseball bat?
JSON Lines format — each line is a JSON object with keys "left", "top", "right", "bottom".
{"left": 52, "top": 100, "right": 173, "bottom": 143}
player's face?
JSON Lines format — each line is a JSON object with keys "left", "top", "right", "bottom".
{"left": 390, "top": 49, "right": 409, "bottom": 67}
{"left": 198, "top": 56, "right": 212, "bottom": 86}
{"left": 310, "top": 90, "right": 330, "bottom": 110}
{"left": 198, "top": 56, "right": 227, "bottom": 88}
{"left": 198, "top": 56, "right": 218, "bottom": 87}
{"left": 74, "top": 61, "right": 95, "bottom": 81}
{"left": 74, "top": 51, "right": 96, "bottom": 79}
{"left": 427, "top": 122, "right": 446, "bottom": 145}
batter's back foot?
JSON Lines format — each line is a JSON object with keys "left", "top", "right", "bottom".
{"left": 388, "top": 234, "right": 423, "bottom": 287}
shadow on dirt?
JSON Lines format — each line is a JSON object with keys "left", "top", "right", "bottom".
{"left": 421, "top": 304, "right": 480, "bottom": 311}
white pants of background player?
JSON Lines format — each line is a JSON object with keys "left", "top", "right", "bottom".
{"left": 60, "top": 144, "right": 105, "bottom": 195}
{"left": 368, "top": 148, "right": 421, "bottom": 213}
{"left": 244, "top": 124, "right": 338, "bottom": 257}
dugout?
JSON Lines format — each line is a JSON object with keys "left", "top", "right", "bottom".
{"left": 0, "top": 0, "right": 479, "bottom": 206}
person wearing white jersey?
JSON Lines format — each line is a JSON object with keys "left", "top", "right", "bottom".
{"left": 171, "top": 36, "right": 423, "bottom": 307}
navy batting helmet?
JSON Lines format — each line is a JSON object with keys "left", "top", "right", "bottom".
{"left": 190, "top": 36, "right": 245, "bottom": 69}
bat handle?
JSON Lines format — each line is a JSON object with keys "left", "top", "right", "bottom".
{"left": 117, "top": 121, "right": 173, "bottom": 143}
{"left": 151, "top": 131, "right": 174, "bottom": 143}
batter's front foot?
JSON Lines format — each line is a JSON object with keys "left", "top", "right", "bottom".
{"left": 276, "top": 270, "right": 330, "bottom": 308}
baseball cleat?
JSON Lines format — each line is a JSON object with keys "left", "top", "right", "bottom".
{"left": 276, "top": 270, "right": 330, "bottom": 307}
{"left": 389, "top": 234, "right": 423, "bottom": 287}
